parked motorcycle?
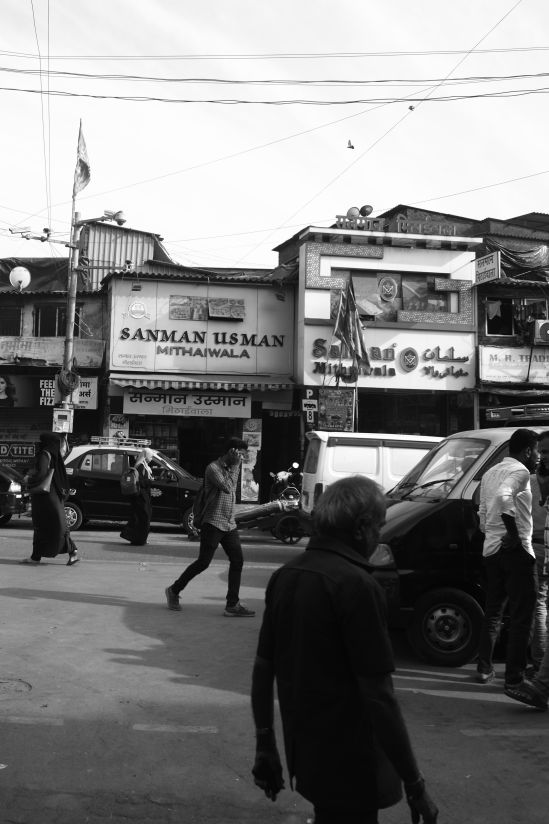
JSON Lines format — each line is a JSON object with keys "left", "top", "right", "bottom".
{"left": 269, "top": 461, "right": 302, "bottom": 502}
{"left": 236, "top": 497, "right": 306, "bottom": 544}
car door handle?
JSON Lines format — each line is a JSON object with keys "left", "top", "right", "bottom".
{"left": 83, "top": 480, "right": 96, "bottom": 487}
{"left": 449, "top": 543, "right": 458, "bottom": 550}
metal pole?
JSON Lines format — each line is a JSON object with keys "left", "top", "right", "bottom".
{"left": 60, "top": 202, "right": 81, "bottom": 426}
{"left": 63, "top": 203, "right": 79, "bottom": 375}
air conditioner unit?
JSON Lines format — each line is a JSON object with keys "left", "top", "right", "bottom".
{"left": 532, "top": 319, "right": 549, "bottom": 344}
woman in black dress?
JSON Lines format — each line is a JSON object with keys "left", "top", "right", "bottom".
{"left": 21, "top": 432, "right": 78, "bottom": 566}
{"left": 120, "top": 448, "right": 154, "bottom": 546}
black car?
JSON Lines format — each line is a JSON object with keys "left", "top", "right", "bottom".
{"left": 0, "top": 463, "right": 31, "bottom": 526}
{"left": 64, "top": 439, "right": 201, "bottom": 532}
{"left": 366, "top": 427, "right": 547, "bottom": 668}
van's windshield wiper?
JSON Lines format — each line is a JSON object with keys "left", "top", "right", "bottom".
{"left": 399, "top": 477, "right": 454, "bottom": 500}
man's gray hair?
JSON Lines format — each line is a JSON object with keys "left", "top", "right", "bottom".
{"left": 312, "top": 475, "right": 386, "bottom": 535}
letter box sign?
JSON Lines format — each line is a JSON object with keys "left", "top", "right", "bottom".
{"left": 475, "top": 251, "right": 501, "bottom": 284}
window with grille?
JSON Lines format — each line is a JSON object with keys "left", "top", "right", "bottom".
{"left": 0, "top": 306, "right": 22, "bottom": 335}
{"left": 486, "top": 297, "right": 548, "bottom": 336}
{"left": 33, "top": 304, "right": 82, "bottom": 337}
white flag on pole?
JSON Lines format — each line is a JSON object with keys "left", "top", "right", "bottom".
{"left": 73, "top": 120, "right": 90, "bottom": 196}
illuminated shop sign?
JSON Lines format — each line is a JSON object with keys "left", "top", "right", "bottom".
{"left": 304, "top": 327, "right": 475, "bottom": 390}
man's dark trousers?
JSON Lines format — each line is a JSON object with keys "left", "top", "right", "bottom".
{"left": 477, "top": 544, "right": 537, "bottom": 684}
{"left": 171, "top": 523, "right": 243, "bottom": 607}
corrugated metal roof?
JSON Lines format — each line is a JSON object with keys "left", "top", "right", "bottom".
{"left": 100, "top": 266, "right": 277, "bottom": 287}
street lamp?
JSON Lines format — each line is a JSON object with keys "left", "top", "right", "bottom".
{"left": 9, "top": 209, "right": 126, "bottom": 429}
{"left": 62, "top": 210, "right": 127, "bottom": 413}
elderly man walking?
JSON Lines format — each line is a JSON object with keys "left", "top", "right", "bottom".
{"left": 251, "top": 475, "right": 438, "bottom": 824}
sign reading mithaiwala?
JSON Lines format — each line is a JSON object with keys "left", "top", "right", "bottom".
{"left": 109, "top": 281, "right": 293, "bottom": 376}
{"left": 475, "top": 251, "right": 501, "bottom": 285}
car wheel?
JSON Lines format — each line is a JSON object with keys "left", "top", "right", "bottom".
{"left": 272, "top": 515, "right": 304, "bottom": 545}
{"left": 182, "top": 505, "right": 198, "bottom": 537}
{"left": 0, "top": 513, "right": 13, "bottom": 526}
{"left": 64, "top": 502, "right": 84, "bottom": 531}
{"left": 406, "top": 588, "right": 483, "bottom": 667}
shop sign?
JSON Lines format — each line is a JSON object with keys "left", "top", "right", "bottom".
{"left": 0, "top": 337, "right": 105, "bottom": 367}
{"left": 123, "top": 390, "right": 251, "bottom": 418}
{"left": 110, "top": 281, "right": 293, "bottom": 376}
{"left": 0, "top": 442, "right": 36, "bottom": 460}
{"left": 73, "top": 376, "right": 98, "bottom": 410}
{"left": 475, "top": 252, "right": 501, "bottom": 284}
{"left": 304, "top": 327, "right": 475, "bottom": 391}
{"left": 334, "top": 213, "right": 458, "bottom": 236}
{"left": 480, "top": 346, "right": 549, "bottom": 383}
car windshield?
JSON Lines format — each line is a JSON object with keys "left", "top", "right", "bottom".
{"left": 389, "top": 437, "right": 489, "bottom": 500}
{"left": 150, "top": 451, "right": 197, "bottom": 480}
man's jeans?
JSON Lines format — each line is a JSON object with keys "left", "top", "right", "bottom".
{"left": 171, "top": 524, "right": 244, "bottom": 607}
{"left": 530, "top": 542, "right": 549, "bottom": 667}
{"left": 477, "top": 545, "right": 537, "bottom": 684}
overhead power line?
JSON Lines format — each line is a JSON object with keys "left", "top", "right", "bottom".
{"left": 2, "top": 65, "right": 549, "bottom": 86}
{"left": 1, "top": 46, "right": 549, "bottom": 60}
{"left": 1, "top": 84, "right": 549, "bottom": 104}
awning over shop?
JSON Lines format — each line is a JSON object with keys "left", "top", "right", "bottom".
{"left": 109, "top": 372, "right": 294, "bottom": 391}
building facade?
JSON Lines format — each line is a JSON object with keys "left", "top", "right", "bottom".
{"left": 102, "top": 270, "right": 296, "bottom": 501}
{"left": 277, "top": 206, "right": 483, "bottom": 449}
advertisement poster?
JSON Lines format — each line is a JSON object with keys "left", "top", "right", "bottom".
{"left": 301, "top": 387, "right": 354, "bottom": 432}
{"left": 108, "top": 414, "right": 129, "bottom": 439}
{"left": 0, "top": 375, "right": 58, "bottom": 407}
{"left": 241, "top": 419, "right": 262, "bottom": 502}
{"left": 318, "top": 388, "right": 355, "bottom": 432}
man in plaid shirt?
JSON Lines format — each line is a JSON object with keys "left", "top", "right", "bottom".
{"left": 165, "top": 438, "right": 255, "bottom": 617}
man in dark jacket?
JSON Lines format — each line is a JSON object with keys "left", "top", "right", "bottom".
{"left": 251, "top": 475, "right": 438, "bottom": 824}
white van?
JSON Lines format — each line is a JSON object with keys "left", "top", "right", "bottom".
{"left": 301, "top": 431, "right": 442, "bottom": 515}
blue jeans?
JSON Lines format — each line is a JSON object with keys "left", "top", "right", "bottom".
{"left": 171, "top": 523, "right": 243, "bottom": 607}
{"left": 477, "top": 545, "right": 537, "bottom": 684}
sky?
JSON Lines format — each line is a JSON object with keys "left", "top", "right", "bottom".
{"left": 1, "top": 0, "right": 549, "bottom": 272}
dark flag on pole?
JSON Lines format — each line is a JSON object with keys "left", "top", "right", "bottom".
{"left": 333, "top": 280, "right": 370, "bottom": 370}
{"left": 73, "top": 120, "right": 90, "bottom": 197}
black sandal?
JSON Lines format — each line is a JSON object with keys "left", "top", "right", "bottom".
{"left": 67, "top": 553, "right": 79, "bottom": 566}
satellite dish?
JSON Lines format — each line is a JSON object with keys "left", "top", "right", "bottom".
{"left": 9, "top": 266, "right": 31, "bottom": 291}
{"left": 346, "top": 206, "right": 360, "bottom": 220}
{"left": 359, "top": 205, "right": 373, "bottom": 217}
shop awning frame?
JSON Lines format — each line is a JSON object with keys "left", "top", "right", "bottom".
{"left": 109, "top": 372, "right": 294, "bottom": 392}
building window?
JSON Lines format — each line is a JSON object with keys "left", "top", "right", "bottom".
{"left": 486, "top": 297, "right": 548, "bottom": 336}
{"left": 331, "top": 269, "right": 457, "bottom": 323}
{"left": 33, "top": 304, "right": 82, "bottom": 337}
{"left": 0, "top": 306, "right": 22, "bottom": 335}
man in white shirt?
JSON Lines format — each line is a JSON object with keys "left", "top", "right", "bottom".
{"left": 477, "top": 428, "right": 539, "bottom": 689}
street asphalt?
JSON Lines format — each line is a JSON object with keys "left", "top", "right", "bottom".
{"left": 1, "top": 523, "right": 549, "bottom": 823}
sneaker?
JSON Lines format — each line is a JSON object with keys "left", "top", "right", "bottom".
{"left": 165, "top": 586, "right": 181, "bottom": 611}
{"left": 223, "top": 602, "right": 255, "bottom": 617}
{"left": 476, "top": 669, "right": 495, "bottom": 684}
{"left": 504, "top": 679, "right": 548, "bottom": 710}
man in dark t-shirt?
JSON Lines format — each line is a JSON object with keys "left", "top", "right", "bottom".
{"left": 251, "top": 475, "right": 438, "bottom": 824}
